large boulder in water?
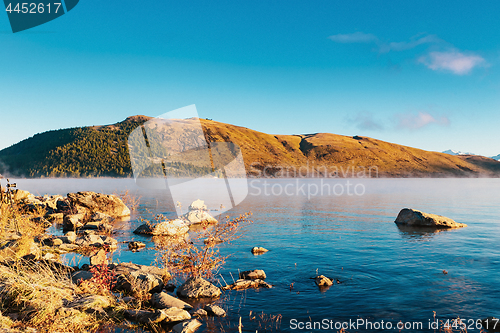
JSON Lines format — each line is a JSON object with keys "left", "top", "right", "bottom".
{"left": 181, "top": 210, "right": 217, "bottom": 225}
{"left": 395, "top": 208, "right": 467, "bottom": 229}
{"left": 67, "top": 191, "right": 130, "bottom": 218}
{"left": 178, "top": 200, "right": 217, "bottom": 225}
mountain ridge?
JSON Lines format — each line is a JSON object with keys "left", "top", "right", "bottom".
{"left": 1, "top": 116, "right": 499, "bottom": 178}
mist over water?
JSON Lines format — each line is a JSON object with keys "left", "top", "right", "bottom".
{"left": 10, "top": 178, "right": 500, "bottom": 332}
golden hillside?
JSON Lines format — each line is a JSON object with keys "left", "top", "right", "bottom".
{"left": 199, "top": 119, "right": 500, "bottom": 177}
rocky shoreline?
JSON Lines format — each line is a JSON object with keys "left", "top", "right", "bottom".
{"left": 0, "top": 189, "right": 270, "bottom": 332}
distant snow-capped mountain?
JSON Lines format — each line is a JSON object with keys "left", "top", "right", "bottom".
{"left": 442, "top": 149, "right": 476, "bottom": 156}
{"left": 443, "top": 150, "right": 500, "bottom": 161}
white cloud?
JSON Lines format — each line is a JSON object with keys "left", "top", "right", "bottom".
{"left": 397, "top": 112, "right": 450, "bottom": 130}
{"left": 328, "top": 32, "right": 378, "bottom": 43}
{"left": 418, "top": 51, "right": 486, "bottom": 75}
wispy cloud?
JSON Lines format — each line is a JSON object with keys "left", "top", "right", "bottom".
{"left": 328, "top": 32, "right": 488, "bottom": 75}
{"left": 418, "top": 51, "right": 486, "bottom": 75}
{"left": 328, "top": 32, "right": 378, "bottom": 44}
{"left": 379, "top": 35, "right": 442, "bottom": 53}
{"left": 328, "top": 32, "right": 439, "bottom": 53}
{"left": 350, "top": 111, "right": 384, "bottom": 131}
{"left": 396, "top": 112, "right": 450, "bottom": 130}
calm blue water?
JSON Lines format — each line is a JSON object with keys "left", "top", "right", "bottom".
{"left": 11, "top": 178, "right": 500, "bottom": 332}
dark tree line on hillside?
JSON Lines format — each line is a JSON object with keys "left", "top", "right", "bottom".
{"left": 0, "top": 118, "right": 215, "bottom": 178}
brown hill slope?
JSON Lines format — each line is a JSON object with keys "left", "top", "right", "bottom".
{"left": 199, "top": 119, "right": 500, "bottom": 177}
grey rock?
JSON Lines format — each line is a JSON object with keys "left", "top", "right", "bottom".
{"left": 239, "top": 269, "right": 266, "bottom": 280}
{"left": 133, "top": 219, "right": 189, "bottom": 236}
{"left": 181, "top": 210, "right": 217, "bottom": 225}
{"left": 89, "top": 249, "right": 108, "bottom": 266}
{"left": 90, "top": 212, "right": 112, "bottom": 222}
{"left": 173, "top": 319, "right": 202, "bottom": 333}
{"left": 61, "top": 231, "right": 77, "bottom": 244}
{"left": 67, "top": 191, "right": 130, "bottom": 218}
{"left": 58, "top": 244, "right": 80, "bottom": 252}
{"left": 151, "top": 292, "right": 193, "bottom": 310}
{"left": 124, "top": 309, "right": 167, "bottom": 324}
{"left": 177, "top": 277, "right": 221, "bottom": 298}
{"left": 162, "top": 307, "right": 192, "bottom": 322}
{"left": 72, "top": 270, "right": 94, "bottom": 284}
{"left": 193, "top": 309, "right": 207, "bottom": 317}
{"left": 130, "top": 271, "right": 164, "bottom": 293}
{"left": 101, "top": 235, "right": 118, "bottom": 249}
{"left": 113, "top": 262, "right": 165, "bottom": 276}
{"left": 63, "top": 214, "right": 86, "bottom": 231}
{"left": 75, "top": 234, "right": 104, "bottom": 247}
{"left": 204, "top": 304, "right": 226, "bottom": 317}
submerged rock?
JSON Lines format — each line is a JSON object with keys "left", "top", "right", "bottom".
{"left": 204, "top": 304, "right": 226, "bottom": 317}
{"left": 395, "top": 208, "right": 467, "bottom": 228}
{"left": 173, "top": 319, "right": 202, "bottom": 333}
{"left": 314, "top": 275, "right": 333, "bottom": 287}
{"left": 124, "top": 309, "right": 167, "bottom": 324}
{"left": 222, "top": 279, "right": 272, "bottom": 290}
{"left": 239, "top": 269, "right": 266, "bottom": 280}
{"left": 128, "top": 241, "right": 146, "bottom": 250}
{"left": 177, "top": 277, "right": 221, "bottom": 298}
{"left": 251, "top": 246, "right": 269, "bottom": 254}
{"left": 193, "top": 309, "right": 207, "bottom": 317}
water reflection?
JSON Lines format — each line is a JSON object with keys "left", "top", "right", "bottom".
{"left": 396, "top": 224, "right": 452, "bottom": 241}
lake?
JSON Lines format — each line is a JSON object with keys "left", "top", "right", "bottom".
{"left": 10, "top": 178, "right": 500, "bottom": 332}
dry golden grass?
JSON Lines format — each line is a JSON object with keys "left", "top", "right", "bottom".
{"left": 115, "top": 190, "right": 141, "bottom": 211}
{"left": 0, "top": 204, "right": 134, "bottom": 332}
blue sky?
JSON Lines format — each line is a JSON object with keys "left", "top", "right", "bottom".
{"left": 1, "top": 0, "right": 500, "bottom": 156}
